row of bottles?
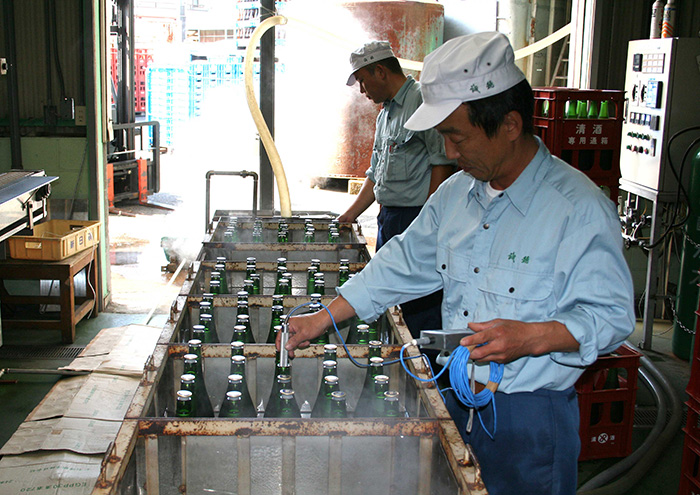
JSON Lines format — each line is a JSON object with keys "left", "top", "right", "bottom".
{"left": 206, "top": 256, "right": 352, "bottom": 296}
{"left": 220, "top": 218, "right": 346, "bottom": 244}
{"left": 189, "top": 290, "right": 382, "bottom": 345}
{"left": 174, "top": 339, "right": 404, "bottom": 419}
{"left": 541, "top": 99, "right": 612, "bottom": 119}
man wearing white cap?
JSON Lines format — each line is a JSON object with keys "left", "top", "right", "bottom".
{"left": 339, "top": 40, "right": 455, "bottom": 337}
{"left": 284, "top": 32, "right": 634, "bottom": 494}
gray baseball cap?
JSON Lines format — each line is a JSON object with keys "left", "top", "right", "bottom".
{"left": 346, "top": 40, "right": 396, "bottom": 86}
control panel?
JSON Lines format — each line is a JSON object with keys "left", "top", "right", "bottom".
{"left": 620, "top": 38, "right": 700, "bottom": 201}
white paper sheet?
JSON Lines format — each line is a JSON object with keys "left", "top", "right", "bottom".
{"left": 0, "top": 451, "right": 102, "bottom": 495}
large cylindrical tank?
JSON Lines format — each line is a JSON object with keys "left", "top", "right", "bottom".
{"left": 328, "top": 1, "right": 445, "bottom": 179}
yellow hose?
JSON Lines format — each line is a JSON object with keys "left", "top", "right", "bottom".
{"left": 244, "top": 15, "right": 292, "bottom": 218}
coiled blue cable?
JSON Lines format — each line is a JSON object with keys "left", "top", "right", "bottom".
{"left": 289, "top": 302, "right": 503, "bottom": 438}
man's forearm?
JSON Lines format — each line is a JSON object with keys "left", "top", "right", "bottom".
{"left": 338, "top": 178, "right": 376, "bottom": 222}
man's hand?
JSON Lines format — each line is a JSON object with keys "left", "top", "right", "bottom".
{"left": 337, "top": 212, "right": 356, "bottom": 223}
{"left": 276, "top": 295, "right": 357, "bottom": 358}
{"left": 277, "top": 311, "right": 329, "bottom": 358}
{"left": 460, "top": 319, "right": 579, "bottom": 364}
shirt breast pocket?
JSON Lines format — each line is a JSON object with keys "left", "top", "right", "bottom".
{"left": 384, "top": 129, "right": 415, "bottom": 182}
{"left": 436, "top": 246, "right": 471, "bottom": 315}
{"left": 477, "top": 267, "right": 554, "bottom": 321}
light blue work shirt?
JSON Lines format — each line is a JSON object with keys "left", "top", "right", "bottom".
{"left": 340, "top": 137, "right": 635, "bottom": 393}
{"left": 366, "top": 75, "right": 454, "bottom": 207}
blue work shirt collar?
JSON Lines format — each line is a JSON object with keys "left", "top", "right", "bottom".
{"left": 383, "top": 75, "right": 416, "bottom": 109}
{"left": 470, "top": 136, "right": 550, "bottom": 216}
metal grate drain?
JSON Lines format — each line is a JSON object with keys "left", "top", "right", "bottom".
{"left": 0, "top": 345, "right": 84, "bottom": 360}
{"left": 634, "top": 405, "right": 687, "bottom": 429}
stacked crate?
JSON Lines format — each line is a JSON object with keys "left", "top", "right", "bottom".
{"left": 679, "top": 275, "right": 700, "bottom": 494}
{"left": 147, "top": 67, "right": 189, "bottom": 148}
{"left": 574, "top": 344, "right": 642, "bottom": 460}
{"left": 533, "top": 88, "right": 624, "bottom": 201}
{"left": 134, "top": 48, "right": 153, "bottom": 114}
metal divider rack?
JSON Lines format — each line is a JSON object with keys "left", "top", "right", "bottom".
{"left": 93, "top": 215, "right": 488, "bottom": 495}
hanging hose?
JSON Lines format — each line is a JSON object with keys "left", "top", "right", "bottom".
{"left": 244, "top": 15, "right": 292, "bottom": 218}
{"left": 577, "top": 346, "right": 682, "bottom": 494}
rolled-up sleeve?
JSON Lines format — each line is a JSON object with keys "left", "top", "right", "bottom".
{"left": 550, "top": 211, "right": 635, "bottom": 367}
{"left": 338, "top": 193, "right": 444, "bottom": 322}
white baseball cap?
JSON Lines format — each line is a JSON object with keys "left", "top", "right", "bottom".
{"left": 405, "top": 32, "right": 526, "bottom": 131}
{"left": 346, "top": 41, "right": 396, "bottom": 86}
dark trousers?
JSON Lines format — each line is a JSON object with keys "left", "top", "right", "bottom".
{"left": 445, "top": 387, "right": 581, "bottom": 495}
{"left": 376, "top": 205, "right": 443, "bottom": 338}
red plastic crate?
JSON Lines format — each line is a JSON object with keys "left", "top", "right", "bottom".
{"left": 533, "top": 87, "right": 624, "bottom": 201}
{"left": 679, "top": 421, "right": 700, "bottom": 495}
{"left": 575, "top": 344, "right": 641, "bottom": 461}
{"left": 686, "top": 290, "right": 700, "bottom": 400}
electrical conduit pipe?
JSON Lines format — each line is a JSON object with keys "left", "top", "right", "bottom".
{"left": 244, "top": 15, "right": 292, "bottom": 218}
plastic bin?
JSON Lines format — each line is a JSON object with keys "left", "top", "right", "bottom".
{"left": 7, "top": 220, "right": 101, "bottom": 261}
{"left": 575, "top": 344, "right": 641, "bottom": 460}
{"left": 679, "top": 418, "right": 700, "bottom": 495}
{"left": 533, "top": 87, "right": 624, "bottom": 201}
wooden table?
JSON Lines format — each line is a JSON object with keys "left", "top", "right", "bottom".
{"left": 0, "top": 247, "right": 99, "bottom": 343}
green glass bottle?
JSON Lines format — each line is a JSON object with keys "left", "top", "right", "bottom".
{"left": 219, "top": 390, "right": 244, "bottom": 418}
{"left": 598, "top": 100, "right": 610, "bottom": 119}
{"left": 323, "top": 343, "right": 338, "bottom": 363}
{"left": 183, "top": 353, "right": 214, "bottom": 417}
{"left": 180, "top": 373, "right": 195, "bottom": 394}
{"left": 202, "top": 292, "right": 214, "bottom": 305}
{"left": 230, "top": 354, "right": 246, "bottom": 376}
{"left": 311, "top": 375, "right": 340, "bottom": 418}
{"left": 310, "top": 258, "right": 321, "bottom": 270}
{"left": 279, "top": 278, "right": 291, "bottom": 296}
{"left": 267, "top": 306, "right": 284, "bottom": 344}
{"left": 383, "top": 390, "right": 401, "bottom": 418}
{"left": 330, "top": 232, "right": 340, "bottom": 243}
{"left": 236, "top": 314, "right": 255, "bottom": 344}
{"left": 250, "top": 273, "right": 261, "bottom": 295}
{"left": 338, "top": 264, "right": 349, "bottom": 286}
{"left": 246, "top": 262, "right": 256, "bottom": 281}
{"left": 272, "top": 294, "right": 284, "bottom": 309}
{"left": 373, "top": 375, "right": 390, "bottom": 414}
{"left": 187, "top": 338, "right": 203, "bottom": 364}
{"left": 209, "top": 279, "right": 221, "bottom": 295}
{"left": 191, "top": 325, "right": 206, "bottom": 343}
{"left": 199, "top": 313, "right": 219, "bottom": 343}
{"left": 237, "top": 290, "right": 249, "bottom": 304}
{"left": 232, "top": 324, "right": 247, "bottom": 344}
{"left": 237, "top": 300, "right": 249, "bottom": 317}
{"left": 243, "top": 279, "right": 254, "bottom": 296}
{"left": 304, "top": 228, "right": 315, "bottom": 243}
{"left": 221, "top": 373, "right": 257, "bottom": 417}
{"left": 313, "top": 273, "right": 325, "bottom": 295}
{"left": 353, "top": 357, "right": 385, "bottom": 418}
{"left": 309, "top": 302, "right": 329, "bottom": 345}
{"left": 368, "top": 340, "right": 382, "bottom": 360}
{"left": 277, "top": 389, "right": 301, "bottom": 418}
{"left": 330, "top": 390, "right": 348, "bottom": 418}
{"left": 264, "top": 374, "right": 292, "bottom": 417}
{"left": 275, "top": 267, "right": 287, "bottom": 294}
{"left": 214, "top": 263, "right": 228, "bottom": 293}
{"left": 246, "top": 256, "right": 257, "bottom": 271}
{"left": 367, "top": 322, "right": 379, "bottom": 343}
{"left": 230, "top": 340, "right": 245, "bottom": 358}
{"left": 307, "top": 266, "right": 318, "bottom": 295}
{"left": 176, "top": 390, "right": 194, "bottom": 418}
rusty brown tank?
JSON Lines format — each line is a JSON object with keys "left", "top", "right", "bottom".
{"left": 328, "top": 1, "right": 445, "bottom": 180}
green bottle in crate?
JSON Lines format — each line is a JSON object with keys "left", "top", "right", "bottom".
{"left": 176, "top": 390, "right": 195, "bottom": 418}
{"left": 323, "top": 343, "right": 338, "bottom": 363}
{"left": 307, "top": 265, "right": 318, "bottom": 295}
{"left": 235, "top": 314, "right": 255, "bottom": 343}
{"left": 310, "top": 302, "right": 329, "bottom": 345}
{"left": 183, "top": 353, "right": 214, "bottom": 417}
{"left": 266, "top": 306, "right": 284, "bottom": 344}
{"left": 311, "top": 375, "right": 340, "bottom": 418}
{"left": 330, "top": 391, "right": 348, "bottom": 418}
{"left": 598, "top": 100, "right": 610, "bottom": 118}
{"left": 230, "top": 341, "right": 244, "bottom": 358}
{"left": 219, "top": 391, "right": 244, "bottom": 418}
{"left": 383, "top": 390, "right": 402, "bottom": 418}
{"left": 199, "top": 312, "right": 219, "bottom": 343}
{"left": 354, "top": 357, "right": 385, "bottom": 417}
{"left": 220, "top": 374, "right": 256, "bottom": 417}
{"left": 265, "top": 374, "right": 292, "bottom": 417}
{"left": 277, "top": 389, "right": 301, "bottom": 418}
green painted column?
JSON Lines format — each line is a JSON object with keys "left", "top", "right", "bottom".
{"left": 673, "top": 146, "right": 700, "bottom": 361}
